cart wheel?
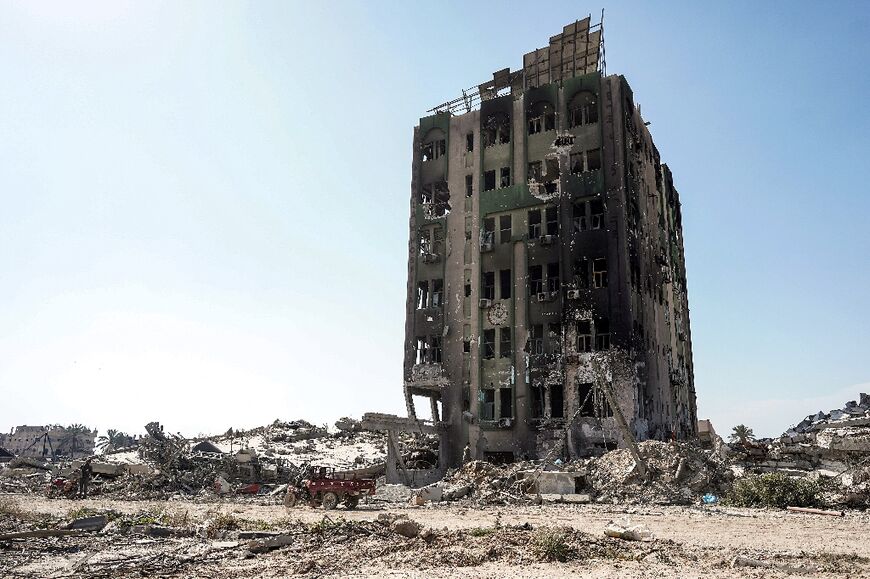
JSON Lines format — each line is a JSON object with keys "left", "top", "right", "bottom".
{"left": 321, "top": 492, "right": 339, "bottom": 510}
{"left": 344, "top": 495, "right": 359, "bottom": 509}
{"left": 284, "top": 490, "right": 297, "bottom": 509}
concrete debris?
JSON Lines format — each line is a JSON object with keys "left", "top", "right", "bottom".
{"left": 729, "top": 393, "right": 870, "bottom": 507}
{"left": 603, "top": 519, "right": 653, "bottom": 541}
{"left": 390, "top": 517, "right": 421, "bottom": 538}
{"left": 437, "top": 441, "right": 728, "bottom": 506}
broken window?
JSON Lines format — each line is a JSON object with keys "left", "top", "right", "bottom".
{"left": 422, "top": 128, "right": 446, "bottom": 162}
{"left": 595, "top": 317, "right": 610, "bottom": 350}
{"left": 574, "top": 257, "right": 589, "bottom": 289}
{"left": 586, "top": 148, "right": 602, "bottom": 171}
{"left": 527, "top": 101, "right": 555, "bottom": 135}
{"left": 592, "top": 257, "right": 608, "bottom": 288}
{"left": 528, "top": 209, "right": 542, "bottom": 239}
{"left": 421, "top": 140, "right": 445, "bottom": 162}
{"left": 547, "top": 262, "right": 560, "bottom": 292}
{"left": 529, "top": 324, "right": 544, "bottom": 355}
{"left": 415, "top": 336, "right": 427, "bottom": 364}
{"left": 578, "top": 382, "right": 595, "bottom": 417}
{"left": 500, "top": 167, "right": 511, "bottom": 188}
{"left": 465, "top": 174, "right": 473, "bottom": 197}
{"left": 483, "top": 271, "right": 495, "bottom": 301}
{"left": 483, "top": 112, "right": 511, "bottom": 147}
{"left": 420, "top": 182, "right": 450, "bottom": 217}
{"left": 577, "top": 320, "right": 592, "bottom": 352}
{"left": 483, "top": 329, "right": 496, "bottom": 359}
{"left": 570, "top": 152, "right": 584, "bottom": 174}
{"left": 568, "top": 91, "right": 597, "bottom": 128}
{"left": 481, "top": 389, "right": 495, "bottom": 420}
{"left": 499, "top": 215, "right": 512, "bottom": 243}
{"left": 499, "top": 269, "right": 512, "bottom": 299}
{"left": 466, "top": 132, "right": 474, "bottom": 152}
{"left": 484, "top": 170, "right": 496, "bottom": 191}
{"left": 529, "top": 265, "right": 543, "bottom": 295}
{"left": 464, "top": 283, "right": 472, "bottom": 297}
{"left": 531, "top": 385, "right": 545, "bottom": 419}
{"left": 545, "top": 206, "right": 558, "bottom": 236}
{"left": 528, "top": 161, "right": 543, "bottom": 182}
{"left": 500, "top": 387, "right": 513, "bottom": 418}
{"left": 431, "top": 335, "right": 442, "bottom": 363}
{"left": 573, "top": 202, "right": 588, "bottom": 232}
{"left": 482, "top": 217, "right": 495, "bottom": 246}
{"left": 590, "top": 199, "right": 604, "bottom": 229}
{"left": 416, "top": 281, "right": 429, "bottom": 309}
{"left": 550, "top": 383, "right": 564, "bottom": 418}
{"left": 499, "top": 327, "right": 511, "bottom": 358}
{"left": 431, "top": 279, "right": 443, "bottom": 308}
{"left": 548, "top": 323, "right": 561, "bottom": 355}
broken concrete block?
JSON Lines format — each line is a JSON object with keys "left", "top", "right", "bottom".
{"left": 214, "top": 476, "right": 231, "bottom": 495}
{"left": 247, "top": 534, "right": 295, "bottom": 553}
{"left": 415, "top": 484, "right": 443, "bottom": 503}
{"left": 66, "top": 515, "right": 108, "bottom": 532}
{"left": 130, "top": 525, "right": 180, "bottom": 537}
{"left": 604, "top": 519, "right": 653, "bottom": 541}
{"left": 391, "top": 518, "right": 421, "bottom": 538}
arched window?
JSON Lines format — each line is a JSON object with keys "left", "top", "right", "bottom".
{"left": 482, "top": 112, "right": 510, "bottom": 147}
{"left": 421, "top": 128, "right": 446, "bottom": 162}
{"left": 568, "top": 91, "right": 598, "bottom": 128}
{"left": 527, "top": 101, "right": 555, "bottom": 135}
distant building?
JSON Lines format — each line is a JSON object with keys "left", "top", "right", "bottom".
{"left": 402, "top": 16, "right": 697, "bottom": 469}
{"left": 0, "top": 425, "right": 96, "bottom": 460}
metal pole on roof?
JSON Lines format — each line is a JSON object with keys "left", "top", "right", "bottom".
{"left": 600, "top": 8, "right": 606, "bottom": 76}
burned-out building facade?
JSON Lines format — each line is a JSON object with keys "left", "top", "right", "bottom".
{"left": 403, "top": 18, "right": 697, "bottom": 469}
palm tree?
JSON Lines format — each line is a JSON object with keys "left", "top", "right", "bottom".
{"left": 97, "top": 429, "right": 131, "bottom": 453}
{"left": 729, "top": 424, "right": 755, "bottom": 445}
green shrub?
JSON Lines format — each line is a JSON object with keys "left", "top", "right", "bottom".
{"left": 530, "top": 528, "right": 574, "bottom": 562}
{"left": 467, "top": 526, "right": 496, "bottom": 537}
{"left": 725, "top": 473, "right": 818, "bottom": 508}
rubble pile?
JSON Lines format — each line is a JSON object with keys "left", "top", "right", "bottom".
{"left": 0, "top": 418, "right": 439, "bottom": 502}
{"left": 729, "top": 393, "right": 870, "bottom": 507}
{"left": 587, "top": 440, "right": 731, "bottom": 504}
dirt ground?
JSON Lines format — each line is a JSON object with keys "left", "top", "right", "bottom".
{"left": 3, "top": 493, "right": 870, "bottom": 578}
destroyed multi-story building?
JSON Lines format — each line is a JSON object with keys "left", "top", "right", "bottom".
{"left": 402, "top": 17, "right": 697, "bottom": 470}
{"left": 0, "top": 425, "right": 96, "bottom": 460}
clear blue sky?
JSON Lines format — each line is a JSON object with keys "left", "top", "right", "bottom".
{"left": 1, "top": 1, "right": 868, "bottom": 439}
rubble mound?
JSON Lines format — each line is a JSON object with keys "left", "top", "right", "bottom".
{"left": 587, "top": 440, "right": 730, "bottom": 504}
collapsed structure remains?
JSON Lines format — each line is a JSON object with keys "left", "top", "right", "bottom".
{"left": 401, "top": 17, "right": 697, "bottom": 474}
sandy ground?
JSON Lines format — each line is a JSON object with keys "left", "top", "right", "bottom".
{"left": 3, "top": 493, "right": 870, "bottom": 577}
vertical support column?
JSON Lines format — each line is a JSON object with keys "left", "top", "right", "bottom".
{"left": 512, "top": 239, "right": 532, "bottom": 455}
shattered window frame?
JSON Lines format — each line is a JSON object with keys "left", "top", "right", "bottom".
{"left": 546, "top": 262, "right": 560, "bottom": 292}
{"left": 573, "top": 202, "right": 588, "bottom": 232}
{"left": 483, "top": 112, "right": 511, "bottom": 147}
{"left": 499, "top": 166, "right": 511, "bottom": 188}
{"left": 592, "top": 257, "right": 608, "bottom": 289}
{"left": 483, "top": 329, "right": 496, "bottom": 359}
{"left": 416, "top": 280, "right": 429, "bottom": 309}
{"left": 529, "top": 265, "right": 543, "bottom": 295}
{"left": 594, "top": 317, "right": 611, "bottom": 350}
{"left": 499, "top": 215, "right": 512, "bottom": 244}
{"left": 528, "top": 209, "right": 542, "bottom": 239}
{"left": 431, "top": 278, "right": 443, "bottom": 308}
{"left": 482, "top": 271, "right": 495, "bottom": 301}
{"left": 577, "top": 320, "right": 592, "bottom": 352}
{"left": 499, "top": 268, "right": 512, "bottom": 299}
{"left": 590, "top": 199, "right": 605, "bottom": 229}
{"left": 484, "top": 170, "right": 496, "bottom": 191}
{"left": 499, "top": 327, "right": 512, "bottom": 359}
